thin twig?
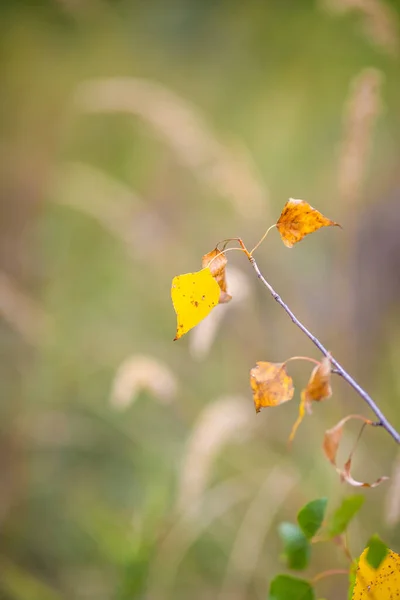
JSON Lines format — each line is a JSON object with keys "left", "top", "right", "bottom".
{"left": 245, "top": 250, "right": 400, "bottom": 444}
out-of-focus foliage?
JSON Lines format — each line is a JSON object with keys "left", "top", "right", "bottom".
{"left": 0, "top": 1, "right": 400, "bottom": 599}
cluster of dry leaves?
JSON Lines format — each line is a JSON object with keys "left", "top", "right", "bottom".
{"left": 171, "top": 199, "right": 388, "bottom": 489}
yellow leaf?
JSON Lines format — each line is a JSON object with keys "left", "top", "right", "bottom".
{"left": 250, "top": 361, "right": 294, "bottom": 413}
{"left": 171, "top": 268, "right": 220, "bottom": 340}
{"left": 352, "top": 547, "right": 400, "bottom": 599}
{"left": 202, "top": 248, "right": 232, "bottom": 304}
{"left": 276, "top": 198, "right": 340, "bottom": 248}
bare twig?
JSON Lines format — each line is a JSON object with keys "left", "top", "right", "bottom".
{"left": 245, "top": 251, "right": 400, "bottom": 445}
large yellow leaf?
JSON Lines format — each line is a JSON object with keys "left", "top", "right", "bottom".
{"left": 352, "top": 547, "right": 400, "bottom": 599}
{"left": 171, "top": 268, "right": 220, "bottom": 340}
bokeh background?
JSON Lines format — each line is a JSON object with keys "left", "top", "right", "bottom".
{"left": 1, "top": 1, "right": 400, "bottom": 599}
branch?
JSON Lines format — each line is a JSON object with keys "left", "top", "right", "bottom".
{"left": 245, "top": 252, "right": 400, "bottom": 445}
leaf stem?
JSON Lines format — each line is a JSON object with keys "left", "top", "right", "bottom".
{"left": 311, "top": 568, "right": 349, "bottom": 584}
{"left": 204, "top": 247, "right": 246, "bottom": 270}
{"left": 244, "top": 249, "right": 400, "bottom": 445}
{"left": 283, "top": 356, "right": 321, "bottom": 368}
{"left": 347, "top": 422, "right": 368, "bottom": 463}
{"left": 250, "top": 224, "right": 276, "bottom": 255}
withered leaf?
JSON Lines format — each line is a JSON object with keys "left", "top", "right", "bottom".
{"left": 171, "top": 268, "right": 220, "bottom": 340}
{"left": 341, "top": 458, "right": 389, "bottom": 488}
{"left": 288, "top": 390, "right": 307, "bottom": 444}
{"left": 289, "top": 356, "right": 332, "bottom": 444}
{"left": 323, "top": 415, "right": 388, "bottom": 488}
{"left": 304, "top": 356, "right": 332, "bottom": 403}
{"left": 276, "top": 198, "right": 340, "bottom": 248}
{"left": 202, "top": 248, "right": 232, "bottom": 304}
{"left": 250, "top": 361, "right": 294, "bottom": 414}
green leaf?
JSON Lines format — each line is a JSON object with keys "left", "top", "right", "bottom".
{"left": 366, "top": 534, "right": 388, "bottom": 569}
{"left": 269, "top": 574, "right": 315, "bottom": 600}
{"left": 328, "top": 495, "right": 364, "bottom": 537}
{"left": 297, "top": 498, "right": 327, "bottom": 539}
{"left": 278, "top": 522, "right": 311, "bottom": 570}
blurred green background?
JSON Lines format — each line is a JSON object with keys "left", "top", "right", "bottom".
{"left": 1, "top": 1, "right": 400, "bottom": 599}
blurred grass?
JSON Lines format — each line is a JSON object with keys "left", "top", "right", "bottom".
{"left": 0, "top": 1, "right": 400, "bottom": 599}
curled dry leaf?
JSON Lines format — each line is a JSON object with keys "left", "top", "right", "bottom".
{"left": 250, "top": 361, "right": 294, "bottom": 414}
{"left": 323, "top": 414, "right": 389, "bottom": 488}
{"left": 342, "top": 458, "right": 389, "bottom": 489}
{"left": 304, "top": 356, "right": 332, "bottom": 403}
{"left": 276, "top": 198, "right": 341, "bottom": 248}
{"left": 352, "top": 547, "right": 400, "bottom": 600}
{"left": 202, "top": 248, "right": 232, "bottom": 304}
{"left": 289, "top": 356, "right": 332, "bottom": 444}
{"left": 171, "top": 268, "right": 220, "bottom": 340}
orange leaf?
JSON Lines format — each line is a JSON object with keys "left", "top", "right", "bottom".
{"left": 323, "top": 415, "right": 388, "bottom": 488}
{"left": 202, "top": 248, "right": 232, "bottom": 304}
{"left": 303, "top": 356, "right": 332, "bottom": 403}
{"left": 276, "top": 198, "right": 341, "bottom": 248}
{"left": 250, "top": 361, "right": 294, "bottom": 414}
{"left": 289, "top": 356, "right": 332, "bottom": 444}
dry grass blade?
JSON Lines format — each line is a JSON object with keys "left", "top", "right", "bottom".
{"left": 218, "top": 467, "right": 298, "bottom": 600}
{"left": 110, "top": 354, "right": 177, "bottom": 409}
{"left": 148, "top": 475, "right": 255, "bottom": 600}
{"left": 338, "top": 68, "right": 383, "bottom": 205}
{"left": 53, "top": 162, "right": 147, "bottom": 260}
{"left": 75, "top": 77, "right": 268, "bottom": 219}
{"left": 321, "top": 0, "right": 399, "bottom": 56}
{"left": 0, "top": 270, "right": 51, "bottom": 346}
{"left": 176, "top": 396, "right": 253, "bottom": 514}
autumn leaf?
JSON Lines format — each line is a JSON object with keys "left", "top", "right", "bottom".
{"left": 289, "top": 391, "right": 307, "bottom": 444}
{"left": 304, "top": 356, "right": 332, "bottom": 403}
{"left": 250, "top": 361, "right": 294, "bottom": 414}
{"left": 171, "top": 268, "right": 220, "bottom": 340}
{"left": 352, "top": 546, "right": 400, "bottom": 599}
{"left": 276, "top": 198, "right": 340, "bottom": 248}
{"left": 202, "top": 248, "right": 232, "bottom": 304}
{"left": 323, "top": 415, "right": 389, "bottom": 488}
{"left": 341, "top": 457, "right": 389, "bottom": 488}
{"left": 289, "top": 356, "right": 332, "bottom": 443}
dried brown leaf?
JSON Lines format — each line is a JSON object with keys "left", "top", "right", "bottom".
{"left": 288, "top": 356, "right": 333, "bottom": 444}
{"left": 276, "top": 198, "right": 341, "bottom": 248}
{"left": 341, "top": 458, "right": 389, "bottom": 488}
{"left": 250, "top": 361, "right": 294, "bottom": 414}
{"left": 202, "top": 248, "right": 232, "bottom": 304}
{"left": 323, "top": 415, "right": 388, "bottom": 488}
{"left": 304, "top": 356, "right": 332, "bottom": 402}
